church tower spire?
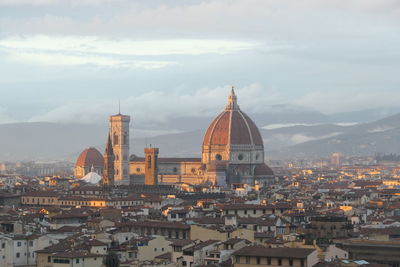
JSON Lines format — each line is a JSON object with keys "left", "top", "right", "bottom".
{"left": 103, "top": 133, "right": 115, "bottom": 186}
{"left": 226, "top": 86, "right": 239, "bottom": 110}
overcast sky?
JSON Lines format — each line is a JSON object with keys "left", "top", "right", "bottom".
{"left": 1, "top": 0, "right": 400, "bottom": 128}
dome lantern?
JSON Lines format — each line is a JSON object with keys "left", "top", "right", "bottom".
{"left": 226, "top": 86, "right": 239, "bottom": 111}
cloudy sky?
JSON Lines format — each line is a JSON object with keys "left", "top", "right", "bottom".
{"left": 1, "top": 0, "right": 400, "bottom": 130}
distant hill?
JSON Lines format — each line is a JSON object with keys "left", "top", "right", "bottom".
{"left": 1, "top": 109, "right": 400, "bottom": 161}
{"left": 0, "top": 122, "right": 107, "bottom": 161}
{"left": 273, "top": 113, "right": 400, "bottom": 158}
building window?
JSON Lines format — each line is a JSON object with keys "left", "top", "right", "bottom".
{"left": 16, "top": 253, "right": 20, "bottom": 258}
{"left": 256, "top": 257, "right": 261, "bottom": 264}
{"left": 238, "top": 154, "right": 244, "bottom": 160}
{"left": 215, "top": 154, "right": 222, "bottom": 161}
{"left": 113, "top": 133, "right": 119, "bottom": 145}
{"left": 17, "top": 241, "right": 21, "bottom": 247}
{"left": 136, "top": 168, "right": 141, "bottom": 172}
{"left": 29, "top": 241, "right": 33, "bottom": 246}
{"left": 48, "top": 256, "right": 51, "bottom": 263}
{"left": 76, "top": 259, "right": 80, "bottom": 263}
{"left": 1, "top": 243, "right": 5, "bottom": 248}
{"left": 182, "top": 261, "right": 187, "bottom": 266}
{"left": 54, "top": 259, "right": 70, "bottom": 264}
{"left": 246, "top": 256, "right": 250, "bottom": 264}
{"left": 173, "top": 167, "right": 178, "bottom": 173}
{"left": 301, "top": 259, "right": 305, "bottom": 267}
{"left": 148, "top": 156, "right": 152, "bottom": 169}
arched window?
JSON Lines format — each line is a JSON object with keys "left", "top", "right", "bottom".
{"left": 147, "top": 156, "right": 152, "bottom": 169}
{"left": 123, "top": 134, "right": 127, "bottom": 145}
{"left": 113, "top": 133, "right": 119, "bottom": 145}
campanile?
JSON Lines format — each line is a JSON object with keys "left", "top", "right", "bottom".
{"left": 109, "top": 112, "right": 130, "bottom": 185}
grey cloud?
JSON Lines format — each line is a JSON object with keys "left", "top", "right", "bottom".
{"left": 27, "top": 84, "right": 282, "bottom": 126}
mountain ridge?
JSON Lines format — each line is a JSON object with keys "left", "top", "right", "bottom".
{"left": 1, "top": 110, "right": 400, "bottom": 161}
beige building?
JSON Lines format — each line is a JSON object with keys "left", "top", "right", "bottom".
{"left": 42, "top": 252, "right": 104, "bottom": 267}
{"left": 137, "top": 236, "right": 173, "bottom": 262}
{"left": 190, "top": 224, "right": 255, "bottom": 242}
{"left": 232, "top": 246, "right": 319, "bottom": 267}
{"left": 21, "top": 191, "right": 59, "bottom": 206}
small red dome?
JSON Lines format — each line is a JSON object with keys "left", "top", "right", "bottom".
{"left": 75, "top": 147, "right": 104, "bottom": 168}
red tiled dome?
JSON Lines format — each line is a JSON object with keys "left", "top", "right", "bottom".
{"left": 203, "top": 90, "right": 263, "bottom": 147}
{"left": 75, "top": 147, "right": 104, "bottom": 168}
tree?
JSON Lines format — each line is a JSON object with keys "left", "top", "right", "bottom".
{"left": 104, "top": 252, "right": 120, "bottom": 267}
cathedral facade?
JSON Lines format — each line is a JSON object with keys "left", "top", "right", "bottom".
{"left": 127, "top": 89, "right": 274, "bottom": 186}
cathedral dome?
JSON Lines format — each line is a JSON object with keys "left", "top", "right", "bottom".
{"left": 75, "top": 147, "right": 104, "bottom": 168}
{"left": 202, "top": 89, "right": 263, "bottom": 148}
{"left": 201, "top": 88, "right": 265, "bottom": 167}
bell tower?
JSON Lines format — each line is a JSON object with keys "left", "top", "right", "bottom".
{"left": 109, "top": 111, "right": 130, "bottom": 185}
{"left": 144, "top": 147, "right": 159, "bottom": 185}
